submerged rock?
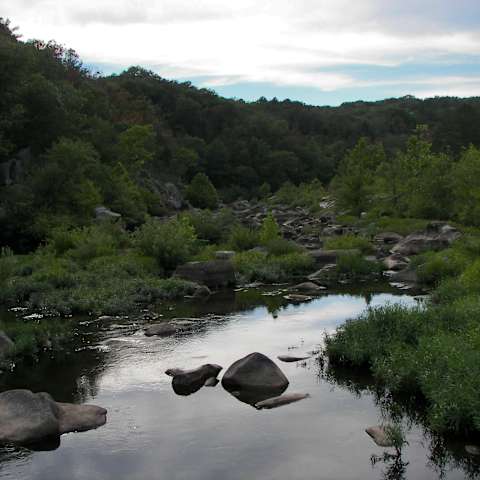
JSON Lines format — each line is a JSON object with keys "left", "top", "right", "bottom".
{"left": 222, "top": 352, "right": 289, "bottom": 392}
{"left": 365, "top": 425, "right": 394, "bottom": 447}
{"left": 255, "top": 393, "right": 310, "bottom": 410}
{"left": 277, "top": 355, "right": 311, "bottom": 363}
{"left": 0, "top": 389, "right": 107, "bottom": 446}
{"left": 170, "top": 364, "right": 223, "bottom": 396}
{"left": 283, "top": 294, "right": 312, "bottom": 303}
{"left": 289, "top": 282, "right": 326, "bottom": 294}
{"left": 144, "top": 323, "right": 178, "bottom": 337}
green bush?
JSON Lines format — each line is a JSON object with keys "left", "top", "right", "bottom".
{"left": 272, "top": 180, "right": 325, "bottom": 211}
{"left": 185, "top": 173, "right": 219, "bottom": 209}
{"left": 228, "top": 225, "right": 259, "bottom": 251}
{"left": 135, "top": 216, "right": 197, "bottom": 270}
{"left": 336, "top": 252, "right": 382, "bottom": 276}
{"left": 259, "top": 212, "right": 280, "bottom": 244}
{"left": 324, "top": 234, "right": 373, "bottom": 254}
{"left": 182, "top": 208, "right": 236, "bottom": 244}
{"left": 264, "top": 238, "right": 302, "bottom": 256}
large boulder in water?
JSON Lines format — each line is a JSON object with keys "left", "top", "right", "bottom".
{"left": 222, "top": 352, "right": 289, "bottom": 391}
{"left": 0, "top": 389, "right": 107, "bottom": 446}
{"left": 170, "top": 364, "right": 223, "bottom": 396}
{"left": 0, "top": 390, "right": 60, "bottom": 444}
{"left": 174, "top": 260, "right": 236, "bottom": 288}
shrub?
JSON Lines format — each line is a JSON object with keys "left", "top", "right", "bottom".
{"left": 185, "top": 173, "right": 219, "bottom": 209}
{"left": 336, "top": 252, "right": 381, "bottom": 276}
{"left": 272, "top": 180, "right": 326, "bottom": 211}
{"left": 135, "top": 216, "right": 197, "bottom": 270}
{"left": 228, "top": 225, "right": 259, "bottom": 251}
{"left": 259, "top": 212, "right": 280, "bottom": 244}
{"left": 264, "top": 238, "right": 302, "bottom": 256}
{"left": 183, "top": 208, "right": 237, "bottom": 244}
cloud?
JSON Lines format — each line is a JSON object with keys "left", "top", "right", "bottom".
{"left": 1, "top": 0, "right": 480, "bottom": 103}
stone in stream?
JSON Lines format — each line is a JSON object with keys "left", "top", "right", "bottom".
{"left": 289, "top": 282, "right": 326, "bottom": 294}
{"left": 365, "top": 425, "right": 395, "bottom": 447}
{"left": 0, "top": 331, "right": 14, "bottom": 359}
{"left": 255, "top": 393, "right": 310, "bottom": 410}
{"left": 0, "top": 389, "right": 107, "bottom": 446}
{"left": 283, "top": 294, "right": 312, "bottom": 303}
{"left": 170, "top": 364, "right": 223, "bottom": 396}
{"left": 144, "top": 323, "right": 178, "bottom": 337}
{"left": 465, "top": 445, "right": 480, "bottom": 456}
{"left": 222, "top": 352, "right": 289, "bottom": 392}
{"left": 277, "top": 355, "right": 311, "bottom": 363}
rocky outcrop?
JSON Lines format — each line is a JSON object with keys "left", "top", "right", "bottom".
{"left": 0, "top": 389, "right": 106, "bottom": 446}
{"left": 94, "top": 206, "right": 121, "bottom": 222}
{"left": 168, "top": 364, "right": 223, "bottom": 396}
{"left": 383, "top": 253, "right": 409, "bottom": 271}
{"left": 391, "top": 223, "right": 460, "bottom": 256}
{"left": 222, "top": 352, "right": 289, "bottom": 392}
{"left": 162, "top": 183, "right": 184, "bottom": 210}
{"left": 365, "top": 425, "right": 395, "bottom": 447}
{"left": 174, "top": 260, "right": 236, "bottom": 288}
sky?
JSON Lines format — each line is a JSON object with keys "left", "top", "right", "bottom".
{"left": 2, "top": 0, "right": 480, "bottom": 106}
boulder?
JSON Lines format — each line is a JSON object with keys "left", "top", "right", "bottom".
{"left": 308, "top": 249, "right": 338, "bottom": 266}
{"left": 391, "top": 224, "right": 460, "bottom": 256}
{"left": 192, "top": 284, "right": 211, "bottom": 298}
{"left": 374, "top": 232, "right": 403, "bottom": 245}
{"left": 56, "top": 403, "right": 107, "bottom": 434}
{"left": 222, "top": 352, "right": 289, "bottom": 392}
{"left": 144, "top": 323, "right": 178, "bottom": 337}
{"left": 94, "top": 206, "right": 121, "bottom": 222}
{"left": 289, "top": 282, "right": 325, "bottom": 294}
{"left": 163, "top": 183, "right": 183, "bottom": 210}
{"left": 383, "top": 254, "right": 409, "bottom": 271}
{"left": 174, "top": 260, "right": 236, "bottom": 288}
{"left": 365, "top": 425, "right": 394, "bottom": 447}
{"left": 0, "top": 390, "right": 60, "bottom": 444}
{"left": 0, "top": 331, "right": 14, "bottom": 359}
{"left": 170, "top": 364, "right": 223, "bottom": 396}
{"left": 0, "top": 389, "right": 107, "bottom": 446}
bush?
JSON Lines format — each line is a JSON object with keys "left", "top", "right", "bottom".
{"left": 183, "top": 208, "right": 236, "bottom": 244}
{"left": 272, "top": 180, "right": 326, "bottom": 211}
{"left": 336, "top": 252, "right": 382, "bottom": 276}
{"left": 264, "top": 238, "right": 302, "bottom": 256}
{"left": 324, "top": 234, "right": 373, "bottom": 254}
{"left": 185, "top": 173, "right": 219, "bottom": 209}
{"left": 259, "top": 212, "right": 280, "bottom": 244}
{"left": 135, "top": 216, "right": 197, "bottom": 270}
{"left": 228, "top": 225, "right": 259, "bottom": 251}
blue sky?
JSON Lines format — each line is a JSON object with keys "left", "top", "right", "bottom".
{"left": 2, "top": 0, "right": 480, "bottom": 106}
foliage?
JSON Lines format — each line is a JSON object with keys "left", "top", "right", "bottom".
{"left": 259, "top": 212, "right": 281, "bottom": 244}
{"left": 336, "top": 252, "right": 382, "bottom": 276}
{"left": 324, "top": 234, "right": 373, "bottom": 254}
{"left": 182, "top": 208, "right": 237, "bottom": 244}
{"left": 185, "top": 173, "right": 219, "bottom": 209}
{"left": 227, "top": 225, "right": 259, "bottom": 251}
{"left": 272, "top": 179, "right": 326, "bottom": 211}
{"left": 134, "top": 216, "right": 197, "bottom": 270}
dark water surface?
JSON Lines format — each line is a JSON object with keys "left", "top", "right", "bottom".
{"left": 0, "top": 288, "right": 478, "bottom": 480}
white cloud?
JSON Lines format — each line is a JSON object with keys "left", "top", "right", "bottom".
{"left": 1, "top": 0, "right": 480, "bottom": 98}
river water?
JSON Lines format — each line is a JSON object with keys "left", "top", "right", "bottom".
{"left": 0, "top": 287, "right": 478, "bottom": 480}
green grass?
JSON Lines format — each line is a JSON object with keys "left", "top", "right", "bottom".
{"left": 324, "top": 234, "right": 373, "bottom": 254}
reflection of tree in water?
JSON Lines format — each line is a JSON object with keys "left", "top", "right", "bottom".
{"left": 318, "top": 359, "right": 480, "bottom": 480}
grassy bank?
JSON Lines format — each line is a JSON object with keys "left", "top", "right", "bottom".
{"left": 325, "top": 233, "right": 480, "bottom": 435}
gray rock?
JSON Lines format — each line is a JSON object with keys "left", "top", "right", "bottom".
{"left": 192, "top": 284, "right": 211, "bottom": 298}
{"left": 163, "top": 183, "right": 183, "bottom": 210}
{"left": 204, "top": 377, "right": 219, "bottom": 387}
{"left": 144, "top": 323, "right": 178, "bottom": 337}
{"left": 171, "top": 364, "right": 223, "bottom": 396}
{"left": 0, "top": 389, "right": 107, "bottom": 445}
{"left": 56, "top": 402, "right": 107, "bottom": 434}
{"left": 365, "top": 425, "right": 394, "bottom": 447}
{"left": 383, "top": 254, "right": 409, "bottom": 271}
{"left": 174, "top": 260, "right": 236, "bottom": 288}
{"left": 222, "top": 352, "right": 289, "bottom": 391}
{"left": 283, "top": 294, "right": 313, "bottom": 303}
{"left": 0, "top": 331, "right": 14, "bottom": 359}
{"left": 374, "top": 232, "right": 404, "bottom": 245}
{"left": 277, "top": 355, "right": 311, "bottom": 363}
{"left": 215, "top": 250, "right": 235, "bottom": 261}
{"left": 289, "top": 282, "right": 325, "bottom": 294}
{"left": 94, "top": 206, "right": 121, "bottom": 222}
{"left": 255, "top": 393, "right": 310, "bottom": 409}
{"left": 0, "top": 390, "right": 60, "bottom": 444}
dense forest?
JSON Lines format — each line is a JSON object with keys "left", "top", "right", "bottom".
{"left": 2, "top": 17, "right": 480, "bottom": 250}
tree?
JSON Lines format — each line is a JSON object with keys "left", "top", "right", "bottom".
{"left": 118, "top": 124, "right": 155, "bottom": 173}
{"left": 185, "top": 173, "right": 219, "bottom": 209}
{"left": 331, "top": 138, "right": 385, "bottom": 216}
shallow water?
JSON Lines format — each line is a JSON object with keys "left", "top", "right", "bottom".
{"left": 0, "top": 288, "right": 478, "bottom": 480}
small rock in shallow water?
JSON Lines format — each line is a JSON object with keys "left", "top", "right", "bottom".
{"left": 144, "top": 323, "right": 178, "bottom": 337}
{"left": 465, "top": 445, "right": 480, "bottom": 455}
{"left": 255, "top": 393, "right": 310, "bottom": 410}
{"left": 277, "top": 355, "right": 311, "bottom": 363}
{"left": 365, "top": 426, "right": 394, "bottom": 447}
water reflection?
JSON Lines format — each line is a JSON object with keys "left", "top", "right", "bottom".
{"left": 0, "top": 287, "right": 477, "bottom": 480}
